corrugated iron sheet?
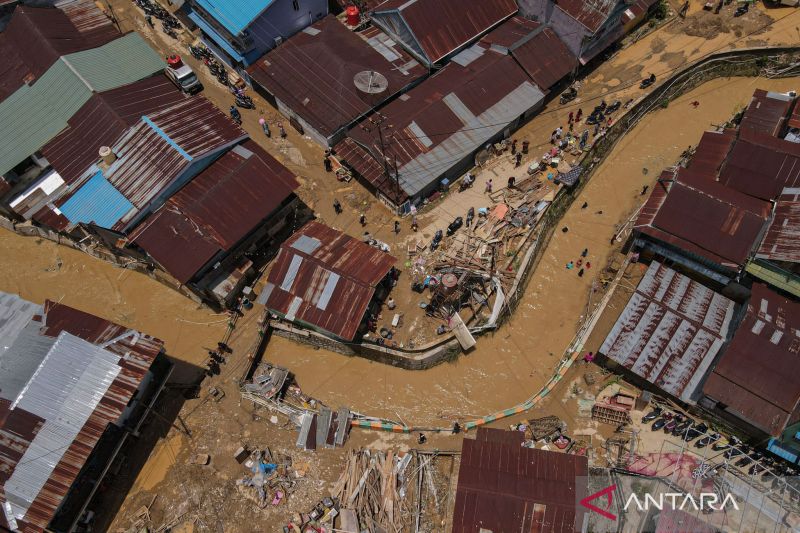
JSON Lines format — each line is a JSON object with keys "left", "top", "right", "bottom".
{"left": 634, "top": 166, "right": 770, "bottom": 268}
{"left": 97, "top": 96, "right": 245, "bottom": 230}
{"left": 54, "top": 0, "right": 116, "bottom": 37}
{"left": 481, "top": 16, "right": 576, "bottom": 90}
{"left": 248, "top": 15, "right": 424, "bottom": 141}
{"left": 600, "top": 262, "right": 735, "bottom": 403}
{"left": 739, "top": 89, "right": 793, "bottom": 137}
{"left": 130, "top": 140, "right": 298, "bottom": 284}
{"left": 703, "top": 283, "right": 800, "bottom": 436}
{"left": 687, "top": 129, "right": 736, "bottom": 177}
{"left": 452, "top": 427, "right": 588, "bottom": 533}
{"left": 0, "top": 32, "right": 165, "bottom": 178}
{"left": 757, "top": 189, "right": 800, "bottom": 263}
{"left": 0, "top": 4, "right": 119, "bottom": 102}
{"left": 264, "top": 221, "right": 396, "bottom": 341}
{"left": 42, "top": 75, "right": 187, "bottom": 187}
{"left": 554, "top": 0, "right": 617, "bottom": 32}
{"left": 372, "top": 0, "right": 517, "bottom": 65}
{"left": 338, "top": 49, "right": 544, "bottom": 199}
{"left": 718, "top": 137, "right": 800, "bottom": 201}
{"left": 58, "top": 170, "right": 134, "bottom": 227}
{"left": 0, "top": 295, "right": 162, "bottom": 532}
{"left": 194, "top": 0, "right": 274, "bottom": 35}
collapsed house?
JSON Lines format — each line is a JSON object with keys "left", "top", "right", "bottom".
{"left": 247, "top": 14, "right": 426, "bottom": 147}
{"left": 335, "top": 42, "right": 546, "bottom": 212}
{"left": 261, "top": 221, "right": 397, "bottom": 342}
{"left": 369, "top": 0, "right": 518, "bottom": 68}
{"left": 518, "top": 0, "right": 660, "bottom": 64}
{"left": 599, "top": 261, "right": 736, "bottom": 404}
{"left": 0, "top": 292, "right": 171, "bottom": 533}
{"left": 0, "top": 4, "right": 164, "bottom": 214}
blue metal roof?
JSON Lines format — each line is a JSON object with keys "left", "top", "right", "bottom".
{"left": 59, "top": 170, "right": 134, "bottom": 228}
{"left": 194, "top": 0, "right": 274, "bottom": 36}
{"left": 188, "top": 11, "right": 246, "bottom": 62}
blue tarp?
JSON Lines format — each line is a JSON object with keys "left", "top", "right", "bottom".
{"left": 768, "top": 438, "right": 799, "bottom": 464}
{"left": 60, "top": 170, "right": 134, "bottom": 229}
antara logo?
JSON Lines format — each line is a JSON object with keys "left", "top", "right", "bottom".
{"left": 579, "top": 484, "right": 740, "bottom": 520}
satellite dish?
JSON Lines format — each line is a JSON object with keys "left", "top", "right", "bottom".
{"left": 354, "top": 70, "right": 388, "bottom": 94}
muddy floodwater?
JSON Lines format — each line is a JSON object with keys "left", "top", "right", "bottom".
{"left": 1, "top": 76, "right": 798, "bottom": 427}
{"left": 264, "top": 75, "right": 800, "bottom": 426}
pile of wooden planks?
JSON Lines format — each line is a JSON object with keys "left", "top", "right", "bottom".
{"left": 332, "top": 449, "right": 413, "bottom": 533}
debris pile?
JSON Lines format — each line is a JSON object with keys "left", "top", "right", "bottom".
{"left": 236, "top": 447, "right": 299, "bottom": 509}
{"left": 331, "top": 449, "right": 414, "bottom": 532}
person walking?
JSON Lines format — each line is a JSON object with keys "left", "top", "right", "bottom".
{"left": 581, "top": 248, "right": 588, "bottom": 257}
{"left": 359, "top": 213, "right": 367, "bottom": 226}
{"left": 333, "top": 199, "right": 342, "bottom": 214}
{"left": 394, "top": 220, "right": 400, "bottom": 234}
{"left": 485, "top": 179, "right": 493, "bottom": 194}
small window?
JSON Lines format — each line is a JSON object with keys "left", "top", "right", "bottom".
{"left": 292, "top": 0, "right": 299, "bottom": 10}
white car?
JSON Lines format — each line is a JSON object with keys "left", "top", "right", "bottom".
{"left": 165, "top": 64, "right": 203, "bottom": 94}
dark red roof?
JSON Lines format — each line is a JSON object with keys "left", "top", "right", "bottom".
{"left": 263, "top": 221, "right": 396, "bottom": 341}
{"left": 0, "top": 4, "right": 119, "bottom": 101}
{"left": 481, "top": 16, "right": 576, "bottom": 90}
{"left": 554, "top": 0, "right": 618, "bottom": 33}
{"left": 372, "top": 0, "right": 517, "bottom": 65}
{"left": 686, "top": 130, "right": 736, "bottom": 177}
{"left": 0, "top": 299, "right": 162, "bottom": 532}
{"left": 248, "top": 15, "right": 425, "bottom": 141}
{"left": 634, "top": 167, "right": 770, "bottom": 268}
{"left": 452, "top": 428, "right": 588, "bottom": 533}
{"left": 718, "top": 137, "right": 800, "bottom": 201}
{"left": 131, "top": 140, "right": 298, "bottom": 284}
{"left": 703, "top": 283, "right": 800, "bottom": 436}
{"left": 757, "top": 189, "right": 800, "bottom": 263}
{"left": 739, "top": 89, "right": 793, "bottom": 137}
{"left": 42, "top": 76, "right": 187, "bottom": 186}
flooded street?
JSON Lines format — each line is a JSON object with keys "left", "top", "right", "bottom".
{"left": 265, "top": 75, "right": 800, "bottom": 427}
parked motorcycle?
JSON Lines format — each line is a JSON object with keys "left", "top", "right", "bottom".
{"left": 229, "top": 106, "right": 242, "bottom": 125}
{"left": 606, "top": 100, "right": 622, "bottom": 113}
{"left": 724, "top": 446, "right": 745, "bottom": 460}
{"left": 560, "top": 86, "right": 578, "bottom": 105}
{"left": 446, "top": 217, "right": 463, "bottom": 236}
{"left": 260, "top": 118, "right": 271, "bottom": 137}
{"left": 695, "top": 432, "right": 720, "bottom": 448}
{"left": 430, "top": 230, "right": 443, "bottom": 251}
{"left": 734, "top": 3, "right": 748, "bottom": 16}
{"left": 640, "top": 73, "right": 656, "bottom": 89}
{"left": 683, "top": 422, "right": 708, "bottom": 442}
{"left": 235, "top": 95, "right": 255, "bottom": 109}
{"left": 672, "top": 418, "right": 693, "bottom": 437}
{"left": 641, "top": 407, "right": 662, "bottom": 423}
{"left": 459, "top": 173, "right": 475, "bottom": 192}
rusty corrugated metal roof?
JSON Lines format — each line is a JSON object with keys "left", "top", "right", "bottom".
{"left": 452, "top": 427, "right": 588, "bottom": 533}
{"left": 480, "top": 16, "right": 576, "bottom": 91}
{"left": 42, "top": 75, "right": 187, "bottom": 187}
{"left": 757, "top": 190, "right": 800, "bottom": 263}
{"left": 337, "top": 48, "right": 544, "bottom": 200}
{"left": 686, "top": 129, "right": 736, "bottom": 177}
{"left": 703, "top": 283, "right": 800, "bottom": 436}
{"left": 0, "top": 4, "right": 119, "bottom": 102}
{"left": 634, "top": 166, "right": 771, "bottom": 269}
{"left": 739, "top": 89, "right": 794, "bottom": 137}
{"left": 554, "top": 0, "right": 617, "bottom": 33}
{"left": 600, "top": 262, "right": 736, "bottom": 403}
{"left": 55, "top": 0, "right": 116, "bottom": 36}
{"left": 718, "top": 137, "right": 800, "bottom": 201}
{"left": 248, "top": 15, "right": 425, "bottom": 142}
{"left": 263, "top": 221, "right": 396, "bottom": 341}
{"left": 0, "top": 296, "right": 162, "bottom": 533}
{"left": 130, "top": 140, "right": 299, "bottom": 284}
{"left": 371, "top": 0, "right": 517, "bottom": 65}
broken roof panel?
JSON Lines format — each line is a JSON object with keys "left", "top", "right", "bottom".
{"left": 703, "top": 283, "right": 800, "bottom": 436}
{"left": 481, "top": 16, "right": 576, "bottom": 90}
{"left": 248, "top": 15, "right": 424, "bottom": 142}
{"left": 600, "top": 262, "right": 735, "bottom": 403}
{"left": 453, "top": 427, "right": 588, "bottom": 533}
{"left": 263, "top": 221, "right": 396, "bottom": 341}
{"left": 634, "top": 167, "right": 771, "bottom": 269}
{"left": 0, "top": 294, "right": 163, "bottom": 532}
{"left": 371, "top": 0, "right": 517, "bottom": 65}
{"left": 130, "top": 140, "right": 298, "bottom": 284}
{"left": 739, "top": 89, "right": 793, "bottom": 137}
